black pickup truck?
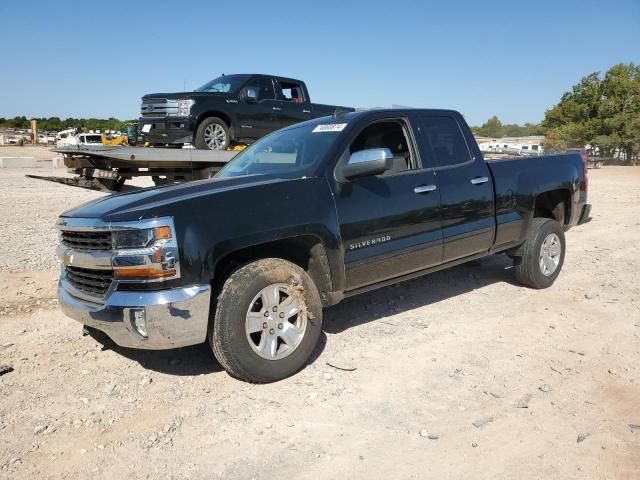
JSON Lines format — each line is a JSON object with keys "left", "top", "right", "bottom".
{"left": 57, "top": 109, "right": 591, "bottom": 383}
{"left": 139, "top": 73, "right": 353, "bottom": 150}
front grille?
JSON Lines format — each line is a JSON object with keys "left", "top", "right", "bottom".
{"left": 140, "top": 98, "right": 179, "bottom": 118}
{"left": 65, "top": 266, "right": 113, "bottom": 296}
{"left": 61, "top": 230, "right": 112, "bottom": 251}
{"left": 142, "top": 97, "right": 168, "bottom": 104}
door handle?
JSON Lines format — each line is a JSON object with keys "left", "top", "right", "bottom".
{"left": 414, "top": 184, "right": 437, "bottom": 194}
{"left": 470, "top": 176, "right": 489, "bottom": 185}
{"left": 303, "top": 109, "right": 311, "bottom": 114}
{"left": 272, "top": 107, "right": 282, "bottom": 111}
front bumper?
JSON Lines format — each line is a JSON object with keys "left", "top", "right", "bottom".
{"left": 578, "top": 203, "right": 592, "bottom": 225}
{"left": 59, "top": 281, "right": 211, "bottom": 349}
{"left": 138, "top": 116, "right": 194, "bottom": 145}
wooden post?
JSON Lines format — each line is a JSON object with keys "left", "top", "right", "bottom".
{"left": 31, "top": 119, "right": 38, "bottom": 145}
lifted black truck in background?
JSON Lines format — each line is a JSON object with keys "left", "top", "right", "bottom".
{"left": 139, "top": 74, "right": 354, "bottom": 150}
{"left": 58, "top": 109, "right": 591, "bottom": 383}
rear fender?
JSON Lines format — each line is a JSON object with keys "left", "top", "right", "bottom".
{"left": 513, "top": 167, "right": 579, "bottom": 247}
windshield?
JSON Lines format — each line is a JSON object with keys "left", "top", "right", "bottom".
{"left": 216, "top": 123, "right": 344, "bottom": 179}
{"left": 195, "top": 75, "right": 249, "bottom": 93}
{"left": 84, "top": 135, "right": 102, "bottom": 144}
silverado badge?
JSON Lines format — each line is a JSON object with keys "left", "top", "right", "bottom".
{"left": 348, "top": 235, "right": 391, "bottom": 250}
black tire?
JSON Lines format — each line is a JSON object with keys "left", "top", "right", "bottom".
{"left": 513, "top": 218, "right": 566, "bottom": 289}
{"left": 209, "top": 258, "right": 323, "bottom": 383}
{"left": 194, "top": 117, "right": 230, "bottom": 150}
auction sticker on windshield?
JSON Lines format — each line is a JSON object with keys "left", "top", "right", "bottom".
{"left": 312, "top": 123, "right": 347, "bottom": 133}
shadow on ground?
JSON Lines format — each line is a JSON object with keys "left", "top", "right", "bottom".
{"left": 86, "top": 330, "right": 224, "bottom": 376}
{"left": 86, "top": 254, "right": 514, "bottom": 376}
{"left": 323, "top": 253, "right": 516, "bottom": 333}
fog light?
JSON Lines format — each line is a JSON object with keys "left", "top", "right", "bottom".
{"left": 131, "top": 308, "right": 148, "bottom": 338}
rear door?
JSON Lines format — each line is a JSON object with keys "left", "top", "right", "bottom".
{"left": 418, "top": 113, "right": 495, "bottom": 262}
{"left": 332, "top": 115, "right": 443, "bottom": 291}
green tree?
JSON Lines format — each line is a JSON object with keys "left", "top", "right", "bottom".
{"left": 542, "top": 63, "right": 640, "bottom": 162}
{"left": 542, "top": 72, "right": 602, "bottom": 148}
{"left": 599, "top": 63, "right": 640, "bottom": 161}
{"left": 472, "top": 117, "right": 544, "bottom": 138}
{"left": 474, "top": 116, "right": 504, "bottom": 137}
{"left": 541, "top": 129, "right": 568, "bottom": 152}
{"left": 0, "top": 116, "right": 134, "bottom": 133}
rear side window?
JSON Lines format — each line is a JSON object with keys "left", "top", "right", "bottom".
{"left": 420, "top": 116, "right": 471, "bottom": 168}
{"left": 279, "top": 81, "right": 305, "bottom": 103}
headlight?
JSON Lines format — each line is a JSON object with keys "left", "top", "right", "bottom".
{"left": 111, "top": 224, "right": 179, "bottom": 281}
{"left": 177, "top": 99, "right": 195, "bottom": 116}
{"left": 112, "top": 228, "right": 154, "bottom": 249}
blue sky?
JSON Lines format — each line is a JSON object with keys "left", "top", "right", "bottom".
{"left": 0, "top": 0, "right": 638, "bottom": 126}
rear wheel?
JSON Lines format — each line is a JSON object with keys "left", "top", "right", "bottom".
{"left": 513, "top": 218, "right": 565, "bottom": 289}
{"left": 209, "top": 258, "right": 322, "bottom": 383}
{"left": 194, "top": 117, "right": 229, "bottom": 150}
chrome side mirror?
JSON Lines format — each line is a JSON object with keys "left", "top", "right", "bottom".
{"left": 342, "top": 148, "right": 394, "bottom": 180}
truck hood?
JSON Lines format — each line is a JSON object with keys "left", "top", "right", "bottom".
{"left": 142, "top": 92, "right": 231, "bottom": 100}
{"left": 60, "top": 175, "right": 285, "bottom": 222}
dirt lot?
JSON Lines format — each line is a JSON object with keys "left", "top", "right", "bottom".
{"left": 0, "top": 154, "right": 638, "bottom": 479}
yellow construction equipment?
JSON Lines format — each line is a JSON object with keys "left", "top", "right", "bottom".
{"left": 228, "top": 144, "right": 247, "bottom": 151}
{"left": 101, "top": 133, "right": 130, "bottom": 146}
{"left": 102, "top": 123, "right": 139, "bottom": 146}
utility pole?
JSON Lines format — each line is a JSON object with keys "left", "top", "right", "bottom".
{"left": 31, "top": 119, "right": 38, "bottom": 145}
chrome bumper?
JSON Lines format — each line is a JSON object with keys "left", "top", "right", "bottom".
{"left": 58, "top": 281, "right": 211, "bottom": 349}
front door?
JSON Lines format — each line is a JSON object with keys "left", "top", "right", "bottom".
{"left": 332, "top": 117, "right": 443, "bottom": 291}
{"left": 418, "top": 114, "right": 494, "bottom": 262}
{"left": 236, "top": 77, "right": 279, "bottom": 139}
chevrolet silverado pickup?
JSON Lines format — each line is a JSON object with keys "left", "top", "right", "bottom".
{"left": 139, "top": 73, "right": 354, "bottom": 150}
{"left": 57, "top": 109, "right": 591, "bottom": 383}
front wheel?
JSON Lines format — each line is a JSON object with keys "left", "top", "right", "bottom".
{"left": 513, "top": 218, "right": 566, "bottom": 289}
{"left": 210, "top": 258, "right": 323, "bottom": 383}
{"left": 194, "top": 117, "right": 230, "bottom": 150}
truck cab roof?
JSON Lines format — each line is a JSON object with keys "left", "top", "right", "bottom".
{"left": 278, "top": 108, "right": 462, "bottom": 130}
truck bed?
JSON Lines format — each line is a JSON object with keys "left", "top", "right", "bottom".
{"left": 486, "top": 152, "right": 586, "bottom": 250}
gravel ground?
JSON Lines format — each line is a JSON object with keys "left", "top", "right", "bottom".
{"left": 0, "top": 161, "right": 639, "bottom": 479}
{"left": 0, "top": 147, "right": 148, "bottom": 317}
{"left": 0, "top": 146, "right": 150, "bottom": 272}
{"left": 0, "top": 166, "right": 101, "bottom": 272}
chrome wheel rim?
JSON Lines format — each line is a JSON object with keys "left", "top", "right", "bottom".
{"left": 245, "top": 283, "right": 307, "bottom": 361}
{"left": 203, "top": 124, "right": 226, "bottom": 150}
{"left": 539, "top": 233, "right": 561, "bottom": 276}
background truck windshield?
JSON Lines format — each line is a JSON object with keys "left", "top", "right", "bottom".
{"left": 216, "top": 124, "right": 342, "bottom": 179}
{"left": 195, "top": 75, "right": 249, "bottom": 93}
